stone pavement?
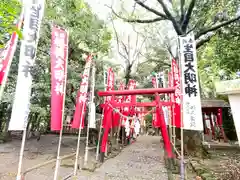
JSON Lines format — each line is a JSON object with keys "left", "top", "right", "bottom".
{"left": 79, "top": 135, "right": 168, "bottom": 180}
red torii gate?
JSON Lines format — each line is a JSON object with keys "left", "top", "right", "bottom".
{"left": 98, "top": 87, "right": 175, "bottom": 162}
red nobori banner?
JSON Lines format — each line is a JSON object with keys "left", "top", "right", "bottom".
{"left": 118, "top": 82, "right": 125, "bottom": 126}
{"left": 121, "top": 79, "right": 136, "bottom": 125}
{"left": 50, "top": 26, "right": 68, "bottom": 131}
{"left": 152, "top": 77, "right": 157, "bottom": 88}
{"left": 102, "top": 68, "right": 114, "bottom": 128}
{"left": 171, "top": 59, "right": 181, "bottom": 128}
{"left": 72, "top": 55, "right": 92, "bottom": 129}
{"left": 128, "top": 79, "right": 137, "bottom": 115}
{"left": 105, "top": 68, "right": 114, "bottom": 102}
{"left": 0, "top": 13, "right": 24, "bottom": 85}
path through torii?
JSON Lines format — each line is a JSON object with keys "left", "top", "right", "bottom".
{"left": 97, "top": 87, "right": 176, "bottom": 164}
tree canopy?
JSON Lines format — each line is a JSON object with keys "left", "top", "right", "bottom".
{"left": 110, "top": 0, "right": 240, "bottom": 51}
{"left": 0, "top": 0, "right": 21, "bottom": 46}
{"left": 0, "top": 0, "right": 112, "bottom": 134}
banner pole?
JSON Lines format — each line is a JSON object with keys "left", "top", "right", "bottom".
{"left": 96, "top": 69, "right": 107, "bottom": 161}
{"left": 0, "top": 11, "right": 24, "bottom": 102}
{"left": 172, "top": 103, "right": 176, "bottom": 148}
{"left": 73, "top": 56, "right": 93, "bottom": 176}
{"left": 84, "top": 62, "right": 95, "bottom": 166}
{"left": 53, "top": 30, "right": 69, "bottom": 180}
{"left": 73, "top": 106, "right": 85, "bottom": 176}
{"left": 96, "top": 110, "right": 104, "bottom": 161}
{"left": 178, "top": 37, "right": 185, "bottom": 180}
{"left": 16, "top": 129, "right": 27, "bottom": 180}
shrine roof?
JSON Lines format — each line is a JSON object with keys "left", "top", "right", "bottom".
{"left": 201, "top": 99, "right": 230, "bottom": 108}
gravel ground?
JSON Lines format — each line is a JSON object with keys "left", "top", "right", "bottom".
{"left": 0, "top": 135, "right": 168, "bottom": 180}
{"left": 83, "top": 135, "right": 168, "bottom": 180}
{"left": 0, "top": 135, "right": 96, "bottom": 180}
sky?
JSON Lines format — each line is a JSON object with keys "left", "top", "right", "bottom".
{"left": 86, "top": 0, "right": 112, "bottom": 21}
{"left": 85, "top": 0, "right": 178, "bottom": 74}
{"left": 86, "top": 0, "right": 140, "bottom": 68}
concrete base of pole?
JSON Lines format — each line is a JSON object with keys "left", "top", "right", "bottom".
{"left": 99, "top": 152, "right": 104, "bottom": 163}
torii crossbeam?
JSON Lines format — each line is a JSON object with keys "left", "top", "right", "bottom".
{"left": 98, "top": 87, "right": 176, "bottom": 162}
{"left": 98, "top": 88, "right": 175, "bottom": 96}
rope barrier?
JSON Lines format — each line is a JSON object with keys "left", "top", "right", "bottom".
{"left": 107, "top": 103, "right": 154, "bottom": 120}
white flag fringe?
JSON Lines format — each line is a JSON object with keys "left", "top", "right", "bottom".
{"left": 9, "top": 0, "right": 45, "bottom": 131}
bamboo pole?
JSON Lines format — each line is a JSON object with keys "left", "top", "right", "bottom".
{"left": 96, "top": 69, "right": 107, "bottom": 161}
{"left": 178, "top": 37, "right": 185, "bottom": 180}
{"left": 53, "top": 30, "right": 69, "bottom": 180}
{"left": 172, "top": 103, "right": 176, "bottom": 147}
{"left": 16, "top": 129, "right": 27, "bottom": 180}
{"left": 73, "top": 106, "right": 86, "bottom": 176}
{"left": 84, "top": 63, "right": 95, "bottom": 166}
{"left": 73, "top": 56, "right": 93, "bottom": 176}
{"left": 23, "top": 153, "right": 76, "bottom": 175}
{"left": 96, "top": 112, "right": 104, "bottom": 161}
{"left": 0, "top": 11, "right": 24, "bottom": 103}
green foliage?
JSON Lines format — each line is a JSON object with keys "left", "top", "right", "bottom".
{"left": 222, "top": 107, "right": 237, "bottom": 141}
{"left": 198, "top": 22, "right": 240, "bottom": 98}
{"left": 214, "top": 24, "right": 240, "bottom": 72}
{"left": 0, "top": 0, "right": 112, "bottom": 133}
{"left": 144, "top": 114, "right": 152, "bottom": 129}
{"left": 0, "top": 0, "right": 21, "bottom": 46}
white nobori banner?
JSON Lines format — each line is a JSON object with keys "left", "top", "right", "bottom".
{"left": 179, "top": 35, "right": 203, "bottom": 131}
{"left": 9, "top": 0, "right": 45, "bottom": 130}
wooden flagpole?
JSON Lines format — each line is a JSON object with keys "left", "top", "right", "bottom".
{"left": 73, "top": 105, "right": 86, "bottom": 175}
{"left": 178, "top": 36, "right": 185, "bottom": 180}
{"left": 96, "top": 68, "right": 107, "bottom": 161}
{"left": 73, "top": 56, "right": 92, "bottom": 176}
{"left": 2, "top": 12, "right": 25, "bottom": 179}
{"left": 53, "top": 29, "right": 69, "bottom": 180}
{"left": 0, "top": 10, "right": 24, "bottom": 102}
{"left": 16, "top": 129, "right": 27, "bottom": 180}
{"left": 15, "top": 2, "right": 41, "bottom": 179}
{"left": 84, "top": 62, "right": 95, "bottom": 166}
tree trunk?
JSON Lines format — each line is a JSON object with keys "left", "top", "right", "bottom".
{"left": 175, "top": 128, "right": 209, "bottom": 158}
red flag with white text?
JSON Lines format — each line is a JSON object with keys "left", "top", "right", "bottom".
{"left": 152, "top": 77, "right": 157, "bottom": 88}
{"left": 171, "top": 59, "right": 181, "bottom": 128}
{"left": 0, "top": 13, "right": 24, "bottom": 84}
{"left": 102, "top": 68, "right": 114, "bottom": 128}
{"left": 72, "top": 55, "right": 92, "bottom": 129}
{"left": 117, "top": 82, "right": 125, "bottom": 126}
{"left": 129, "top": 79, "right": 137, "bottom": 115}
{"left": 122, "top": 79, "right": 136, "bottom": 126}
{"left": 50, "top": 26, "right": 68, "bottom": 131}
{"left": 151, "top": 77, "right": 158, "bottom": 127}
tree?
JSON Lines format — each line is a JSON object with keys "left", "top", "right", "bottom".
{"left": 109, "top": 0, "right": 240, "bottom": 157}
{"left": 0, "top": 0, "right": 21, "bottom": 46}
{"left": 110, "top": 18, "right": 147, "bottom": 85}
{"left": 0, "top": 0, "right": 112, "bottom": 139}
{"left": 110, "top": 0, "right": 240, "bottom": 52}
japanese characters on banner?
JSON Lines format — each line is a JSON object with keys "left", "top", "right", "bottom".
{"left": 122, "top": 80, "right": 136, "bottom": 126}
{"left": 151, "top": 77, "right": 157, "bottom": 127}
{"left": 105, "top": 68, "right": 114, "bottom": 103}
{"left": 152, "top": 77, "right": 157, "bottom": 88}
{"left": 179, "top": 36, "right": 203, "bottom": 131}
{"left": 171, "top": 59, "right": 181, "bottom": 128}
{"left": 9, "top": 0, "right": 45, "bottom": 130}
{"left": 102, "top": 68, "right": 115, "bottom": 128}
{"left": 50, "top": 26, "right": 68, "bottom": 131}
{"left": 72, "top": 55, "right": 92, "bottom": 129}
{"left": 118, "top": 82, "right": 125, "bottom": 126}
{"left": 129, "top": 79, "right": 137, "bottom": 115}
{"left": 0, "top": 12, "right": 24, "bottom": 85}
